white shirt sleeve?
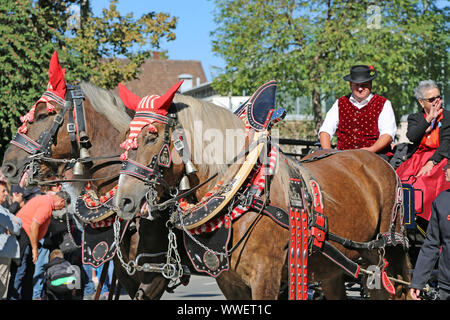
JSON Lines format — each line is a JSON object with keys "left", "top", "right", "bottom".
{"left": 318, "top": 99, "right": 339, "bottom": 139}
{"left": 378, "top": 100, "right": 397, "bottom": 141}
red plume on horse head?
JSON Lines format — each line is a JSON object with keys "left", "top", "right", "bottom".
{"left": 118, "top": 80, "right": 184, "bottom": 160}
{"left": 118, "top": 80, "right": 184, "bottom": 116}
{"left": 47, "top": 50, "right": 67, "bottom": 100}
{"left": 18, "top": 51, "right": 66, "bottom": 133}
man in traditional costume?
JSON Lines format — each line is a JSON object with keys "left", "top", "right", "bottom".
{"left": 319, "top": 65, "right": 397, "bottom": 160}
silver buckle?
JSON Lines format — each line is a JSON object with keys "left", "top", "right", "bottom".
{"left": 67, "top": 123, "right": 76, "bottom": 133}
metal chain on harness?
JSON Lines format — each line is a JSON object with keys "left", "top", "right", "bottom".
{"left": 164, "top": 222, "right": 184, "bottom": 282}
{"left": 113, "top": 203, "right": 185, "bottom": 287}
{"left": 113, "top": 216, "right": 136, "bottom": 275}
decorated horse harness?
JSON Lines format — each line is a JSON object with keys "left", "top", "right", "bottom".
{"left": 116, "top": 80, "right": 409, "bottom": 299}
{"left": 10, "top": 82, "right": 129, "bottom": 268}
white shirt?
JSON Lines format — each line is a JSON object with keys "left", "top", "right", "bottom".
{"left": 318, "top": 93, "right": 397, "bottom": 141}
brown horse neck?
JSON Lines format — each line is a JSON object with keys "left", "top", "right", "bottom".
{"left": 82, "top": 99, "right": 125, "bottom": 194}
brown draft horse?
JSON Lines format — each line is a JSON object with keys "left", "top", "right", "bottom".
{"left": 114, "top": 86, "right": 412, "bottom": 300}
{"left": 1, "top": 52, "right": 169, "bottom": 299}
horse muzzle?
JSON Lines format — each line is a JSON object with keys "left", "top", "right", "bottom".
{"left": 1, "top": 161, "right": 18, "bottom": 181}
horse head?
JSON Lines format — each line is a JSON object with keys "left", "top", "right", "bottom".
{"left": 2, "top": 51, "right": 130, "bottom": 195}
{"left": 115, "top": 81, "right": 247, "bottom": 221}
{"left": 2, "top": 51, "right": 73, "bottom": 186}
{"left": 115, "top": 81, "right": 186, "bottom": 220}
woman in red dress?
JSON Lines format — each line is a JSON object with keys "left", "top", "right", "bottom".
{"left": 396, "top": 80, "right": 450, "bottom": 225}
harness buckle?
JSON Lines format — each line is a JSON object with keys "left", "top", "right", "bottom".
{"left": 67, "top": 123, "right": 76, "bottom": 133}
{"left": 174, "top": 139, "right": 184, "bottom": 152}
{"left": 54, "top": 114, "right": 64, "bottom": 126}
{"left": 71, "top": 89, "right": 85, "bottom": 100}
{"left": 243, "top": 186, "right": 258, "bottom": 207}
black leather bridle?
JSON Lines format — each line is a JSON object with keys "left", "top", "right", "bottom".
{"left": 119, "top": 112, "right": 181, "bottom": 191}
{"left": 9, "top": 85, "right": 91, "bottom": 181}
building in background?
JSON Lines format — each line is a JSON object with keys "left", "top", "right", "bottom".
{"left": 121, "top": 52, "right": 207, "bottom": 97}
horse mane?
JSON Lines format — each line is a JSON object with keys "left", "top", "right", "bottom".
{"left": 80, "top": 81, "right": 131, "bottom": 133}
{"left": 173, "top": 94, "right": 246, "bottom": 182}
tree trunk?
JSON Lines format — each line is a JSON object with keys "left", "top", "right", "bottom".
{"left": 80, "top": 0, "right": 90, "bottom": 28}
{"left": 311, "top": 88, "right": 323, "bottom": 132}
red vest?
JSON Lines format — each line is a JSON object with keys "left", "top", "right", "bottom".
{"left": 336, "top": 94, "right": 387, "bottom": 150}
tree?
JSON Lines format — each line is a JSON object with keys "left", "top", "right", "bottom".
{"left": 211, "top": 0, "right": 448, "bottom": 131}
{"left": 66, "top": 0, "right": 177, "bottom": 88}
{"left": 0, "top": 0, "right": 177, "bottom": 155}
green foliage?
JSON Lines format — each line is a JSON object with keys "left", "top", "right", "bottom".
{"left": 0, "top": 0, "right": 177, "bottom": 156}
{"left": 67, "top": 0, "right": 177, "bottom": 88}
{"left": 211, "top": 0, "right": 448, "bottom": 130}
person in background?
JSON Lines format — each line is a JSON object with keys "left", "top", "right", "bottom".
{"left": 396, "top": 80, "right": 450, "bottom": 224}
{"left": 10, "top": 187, "right": 68, "bottom": 299}
{"left": 0, "top": 181, "right": 22, "bottom": 299}
{"left": 319, "top": 65, "right": 397, "bottom": 160}
{"left": 44, "top": 249, "right": 80, "bottom": 300}
{"left": 409, "top": 153, "right": 450, "bottom": 300}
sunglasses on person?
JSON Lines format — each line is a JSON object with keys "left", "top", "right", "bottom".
{"left": 423, "top": 95, "right": 441, "bottom": 103}
{"left": 444, "top": 163, "right": 450, "bottom": 171}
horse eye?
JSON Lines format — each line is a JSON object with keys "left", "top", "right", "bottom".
{"left": 36, "top": 113, "right": 49, "bottom": 121}
{"left": 145, "top": 134, "right": 157, "bottom": 145}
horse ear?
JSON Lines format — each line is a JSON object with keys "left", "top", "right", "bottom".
{"left": 48, "top": 51, "right": 66, "bottom": 98}
{"left": 154, "top": 80, "right": 184, "bottom": 113}
{"left": 118, "top": 83, "right": 142, "bottom": 111}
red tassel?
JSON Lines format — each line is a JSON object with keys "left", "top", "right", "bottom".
{"left": 381, "top": 259, "right": 396, "bottom": 294}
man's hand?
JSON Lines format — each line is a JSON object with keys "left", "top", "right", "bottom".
{"left": 32, "top": 247, "right": 39, "bottom": 264}
{"left": 12, "top": 192, "right": 24, "bottom": 207}
{"left": 409, "top": 288, "right": 421, "bottom": 300}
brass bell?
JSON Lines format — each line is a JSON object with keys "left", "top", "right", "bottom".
{"left": 179, "top": 175, "right": 191, "bottom": 191}
{"left": 72, "top": 161, "right": 85, "bottom": 176}
{"left": 73, "top": 147, "right": 91, "bottom": 176}
{"left": 184, "top": 160, "right": 197, "bottom": 175}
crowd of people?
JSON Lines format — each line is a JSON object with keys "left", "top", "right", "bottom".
{"left": 0, "top": 64, "right": 449, "bottom": 300}
{"left": 0, "top": 176, "right": 113, "bottom": 300}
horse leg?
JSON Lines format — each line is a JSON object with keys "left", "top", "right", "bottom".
{"left": 383, "top": 246, "right": 412, "bottom": 300}
{"left": 359, "top": 246, "right": 411, "bottom": 300}
{"left": 249, "top": 262, "right": 285, "bottom": 300}
{"left": 134, "top": 276, "right": 169, "bottom": 300}
{"left": 320, "top": 272, "right": 347, "bottom": 300}
{"left": 216, "top": 272, "right": 252, "bottom": 299}
{"left": 227, "top": 213, "right": 288, "bottom": 300}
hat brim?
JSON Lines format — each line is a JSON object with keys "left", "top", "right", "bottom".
{"left": 343, "top": 74, "right": 377, "bottom": 83}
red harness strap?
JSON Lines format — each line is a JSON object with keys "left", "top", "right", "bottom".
{"left": 309, "top": 180, "right": 326, "bottom": 250}
{"left": 288, "top": 177, "right": 309, "bottom": 300}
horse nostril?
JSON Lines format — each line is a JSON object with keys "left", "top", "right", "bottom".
{"left": 1, "top": 162, "right": 18, "bottom": 178}
{"left": 119, "top": 197, "right": 135, "bottom": 213}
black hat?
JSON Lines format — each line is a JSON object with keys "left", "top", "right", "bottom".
{"left": 343, "top": 65, "right": 377, "bottom": 83}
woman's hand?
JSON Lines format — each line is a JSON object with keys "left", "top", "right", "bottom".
{"left": 425, "top": 99, "right": 443, "bottom": 123}
{"left": 417, "top": 160, "right": 435, "bottom": 176}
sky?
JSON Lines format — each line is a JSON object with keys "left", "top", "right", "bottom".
{"left": 91, "top": 0, "right": 224, "bottom": 82}
{"left": 90, "top": 0, "right": 448, "bottom": 83}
